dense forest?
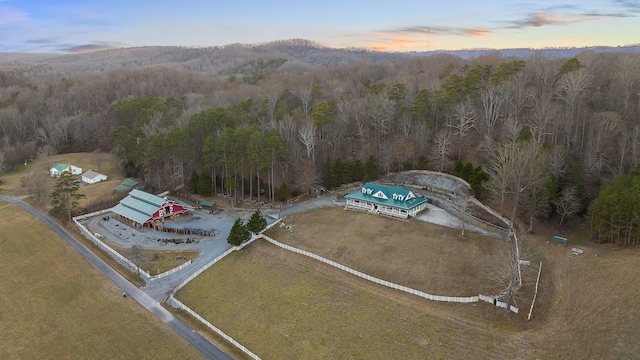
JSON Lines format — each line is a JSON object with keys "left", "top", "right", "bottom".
{"left": 1, "top": 41, "right": 639, "bottom": 244}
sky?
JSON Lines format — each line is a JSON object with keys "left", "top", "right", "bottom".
{"left": 1, "top": 0, "right": 639, "bottom": 53}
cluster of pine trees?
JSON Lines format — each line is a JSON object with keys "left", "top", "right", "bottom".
{"left": 592, "top": 167, "right": 640, "bottom": 245}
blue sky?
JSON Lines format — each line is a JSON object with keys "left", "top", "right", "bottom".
{"left": 1, "top": 0, "right": 639, "bottom": 53}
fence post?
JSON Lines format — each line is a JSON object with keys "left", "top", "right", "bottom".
{"left": 528, "top": 261, "right": 543, "bottom": 320}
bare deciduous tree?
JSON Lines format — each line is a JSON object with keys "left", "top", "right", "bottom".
{"left": 435, "top": 131, "right": 450, "bottom": 172}
{"left": 487, "top": 241, "right": 536, "bottom": 311}
{"left": 481, "top": 88, "right": 504, "bottom": 151}
{"left": 23, "top": 164, "right": 50, "bottom": 204}
{"left": 554, "top": 68, "right": 592, "bottom": 152}
{"left": 449, "top": 99, "right": 476, "bottom": 156}
{"left": 553, "top": 186, "right": 581, "bottom": 226}
{"left": 298, "top": 118, "right": 316, "bottom": 164}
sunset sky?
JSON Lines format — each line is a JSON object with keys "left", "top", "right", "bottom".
{"left": 1, "top": 0, "right": 638, "bottom": 53}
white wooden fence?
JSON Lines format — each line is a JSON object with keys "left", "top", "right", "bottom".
{"left": 167, "top": 235, "right": 262, "bottom": 360}
{"left": 168, "top": 296, "right": 262, "bottom": 360}
{"left": 260, "top": 234, "right": 519, "bottom": 311}
{"left": 73, "top": 210, "right": 192, "bottom": 284}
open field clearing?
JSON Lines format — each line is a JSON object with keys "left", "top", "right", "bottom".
{"left": 0, "top": 201, "right": 205, "bottom": 359}
{"left": 521, "top": 233, "right": 640, "bottom": 359}
{"left": 177, "top": 207, "right": 640, "bottom": 359}
{"left": 177, "top": 239, "right": 532, "bottom": 360}
{"left": 0, "top": 152, "right": 122, "bottom": 203}
{"left": 265, "top": 207, "right": 509, "bottom": 296}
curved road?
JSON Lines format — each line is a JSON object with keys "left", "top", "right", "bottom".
{"left": 0, "top": 195, "right": 231, "bottom": 360}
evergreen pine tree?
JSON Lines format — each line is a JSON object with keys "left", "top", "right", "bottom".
{"left": 197, "top": 174, "right": 213, "bottom": 196}
{"left": 364, "top": 155, "right": 380, "bottom": 182}
{"left": 188, "top": 171, "right": 199, "bottom": 194}
{"left": 246, "top": 209, "right": 267, "bottom": 234}
{"left": 50, "top": 172, "right": 86, "bottom": 223}
{"left": 227, "top": 218, "right": 251, "bottom": 246}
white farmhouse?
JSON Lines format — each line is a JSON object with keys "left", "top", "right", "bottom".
{"left": 50, "top": 163, "right": 82, "bottom": 177}
{"left": 82, "top": 169, "right": 108, "bottom": 184}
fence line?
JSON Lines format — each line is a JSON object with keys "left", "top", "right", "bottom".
{"left": 73, "top": 210, "right": 194, "bottom": 284}
{"left": 167, "top": 296, "right": 262, "bottom": 360}
{"left": 528, "top": 261, "right": 543, "bottom": 320}
{"left": 148, "top": 259, "right": 192, "bottom": 281}
{"left": 168, "top": 234, "right": 264, "bottom": 360}
{"left": 170, "top": 231, "right": 265, "bottom": 296}
{"left": 261, "top": 234, "right": 506, "bottom": 305}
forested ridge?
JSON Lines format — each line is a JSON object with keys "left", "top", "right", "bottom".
{"left": 1, "top": 42, "right": 640, "bottom": 244}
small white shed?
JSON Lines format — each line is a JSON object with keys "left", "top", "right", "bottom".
{"left": 82, "top": 169, "right": 108, "bottom": 184}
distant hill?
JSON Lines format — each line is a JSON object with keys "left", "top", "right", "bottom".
{"left": 415, "top": 44, "right": 640, "bottom": 59}
{"left": 1, "top": 39, "right": 638, "bottom": 78}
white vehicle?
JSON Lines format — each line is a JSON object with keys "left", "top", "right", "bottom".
{"left": 94, "top": 232, "right": 104, "bottom": 239}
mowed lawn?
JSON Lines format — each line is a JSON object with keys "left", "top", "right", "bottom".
{"left": 177, "top": 240, "right": 531, "bottom": 360}
{"left": 0, "top": 201, "right": 205, "bottom": 360}
{"left": 265, "top": 207, "right": 507, "bottom": 296}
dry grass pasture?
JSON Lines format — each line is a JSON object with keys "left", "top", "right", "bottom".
{"left": 0, "top": 201, "right": 205, "bottom": 360}
{"left": 122, "top": 246, "right": 200, "bottom": 275}
{"left": 177, "top": 207, "right": 640, "bottom": 359}
{"left": 177, "top": 240, "right": 532, "bottom": 360}
{"left": 0, "top": 152, "right": 122, "bottom": 204}
{"left": 521, "top": 234, "right": 640, "bottom": 359}
{"left": 265, "top": 207, "right": 508, "bottom": 296}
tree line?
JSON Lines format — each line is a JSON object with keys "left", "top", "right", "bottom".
{"left": 2, "top": 49, "right": 640, "bottom": 241}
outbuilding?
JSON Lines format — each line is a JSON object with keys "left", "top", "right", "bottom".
{"left": 111, "top": 189, "right": 189, "bottom": 227}
{"left": 114, "top": 178, "right": 139, "bottom": 193}
{"left": 82, "top": 169, "right": 108, "bottom": 184}
{"left": 345, "top": 182, "right": 428, "bottom": 220}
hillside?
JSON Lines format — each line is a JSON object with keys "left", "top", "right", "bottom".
{"left": 1, "top": 39, "right": 639, "bottom": 78}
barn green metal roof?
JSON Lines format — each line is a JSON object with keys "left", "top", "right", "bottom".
{"left": 111, "top": 189, "right": 167, "bottom": 224}
{"left": 345, "top": 182, "right": 427, "bottom": 211}
{"left": 129, "top": 189, "right": 165, "bottom": 206}
{"left": 111, "top": 203, "right": 152, "bottom": 224}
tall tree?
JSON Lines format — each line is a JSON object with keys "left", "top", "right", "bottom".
{"left": 246, "top": 209, "right": 267, "bottom": 234}
{"left": 50, "top": 172, "right": 85, "bottom": 222}
{"left": 227, "top": 218, "right": 251, "bottom": 246}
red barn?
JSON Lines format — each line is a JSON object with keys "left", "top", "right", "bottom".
{"left": 111, "top": 189, "right": 189, "bottom": 227}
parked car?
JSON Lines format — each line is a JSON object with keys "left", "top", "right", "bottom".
{"left": 94, "top": 232, "right": 104, "bottom": 239}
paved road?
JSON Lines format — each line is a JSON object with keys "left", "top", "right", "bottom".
{"left": 0, "top": 195, "right": 232, "bottom": 360}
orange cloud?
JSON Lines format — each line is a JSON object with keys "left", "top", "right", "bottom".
{"left": 368, "top": 37, "right": 425, "bottom": 51}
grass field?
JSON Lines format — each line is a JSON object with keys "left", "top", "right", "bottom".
{"left": 177, "top": 207, "right": 640, "bottom": 359}
{"left": 521, "top": 234, "right": 640, "bottom": 359}
{"left": 116, "top": 245, "right": 200, "bottom": 275}
{"left": 265, "top": 207, "right": 509, "bottom": 296}
{"left": 0, "top": 201, "right": 205, "bottom": 359}
{"left": 177, "top": 240, "right": 531, "bottom": 360}
{"left": 0, "top": 152, "right": 122, "bottom": 204}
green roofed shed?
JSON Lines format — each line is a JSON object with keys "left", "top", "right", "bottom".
{"left": 200, "top": 200, "right": 215, "bottom": 208}
{"left": 114, "top": 178, "right": 139, "bottom": 193}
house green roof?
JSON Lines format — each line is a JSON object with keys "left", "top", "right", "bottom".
{"left": 345, "top": 182, "right": 427, "bottom": 211}
{"left": 52, "top": 163, "right": 68, "bottom": 171}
